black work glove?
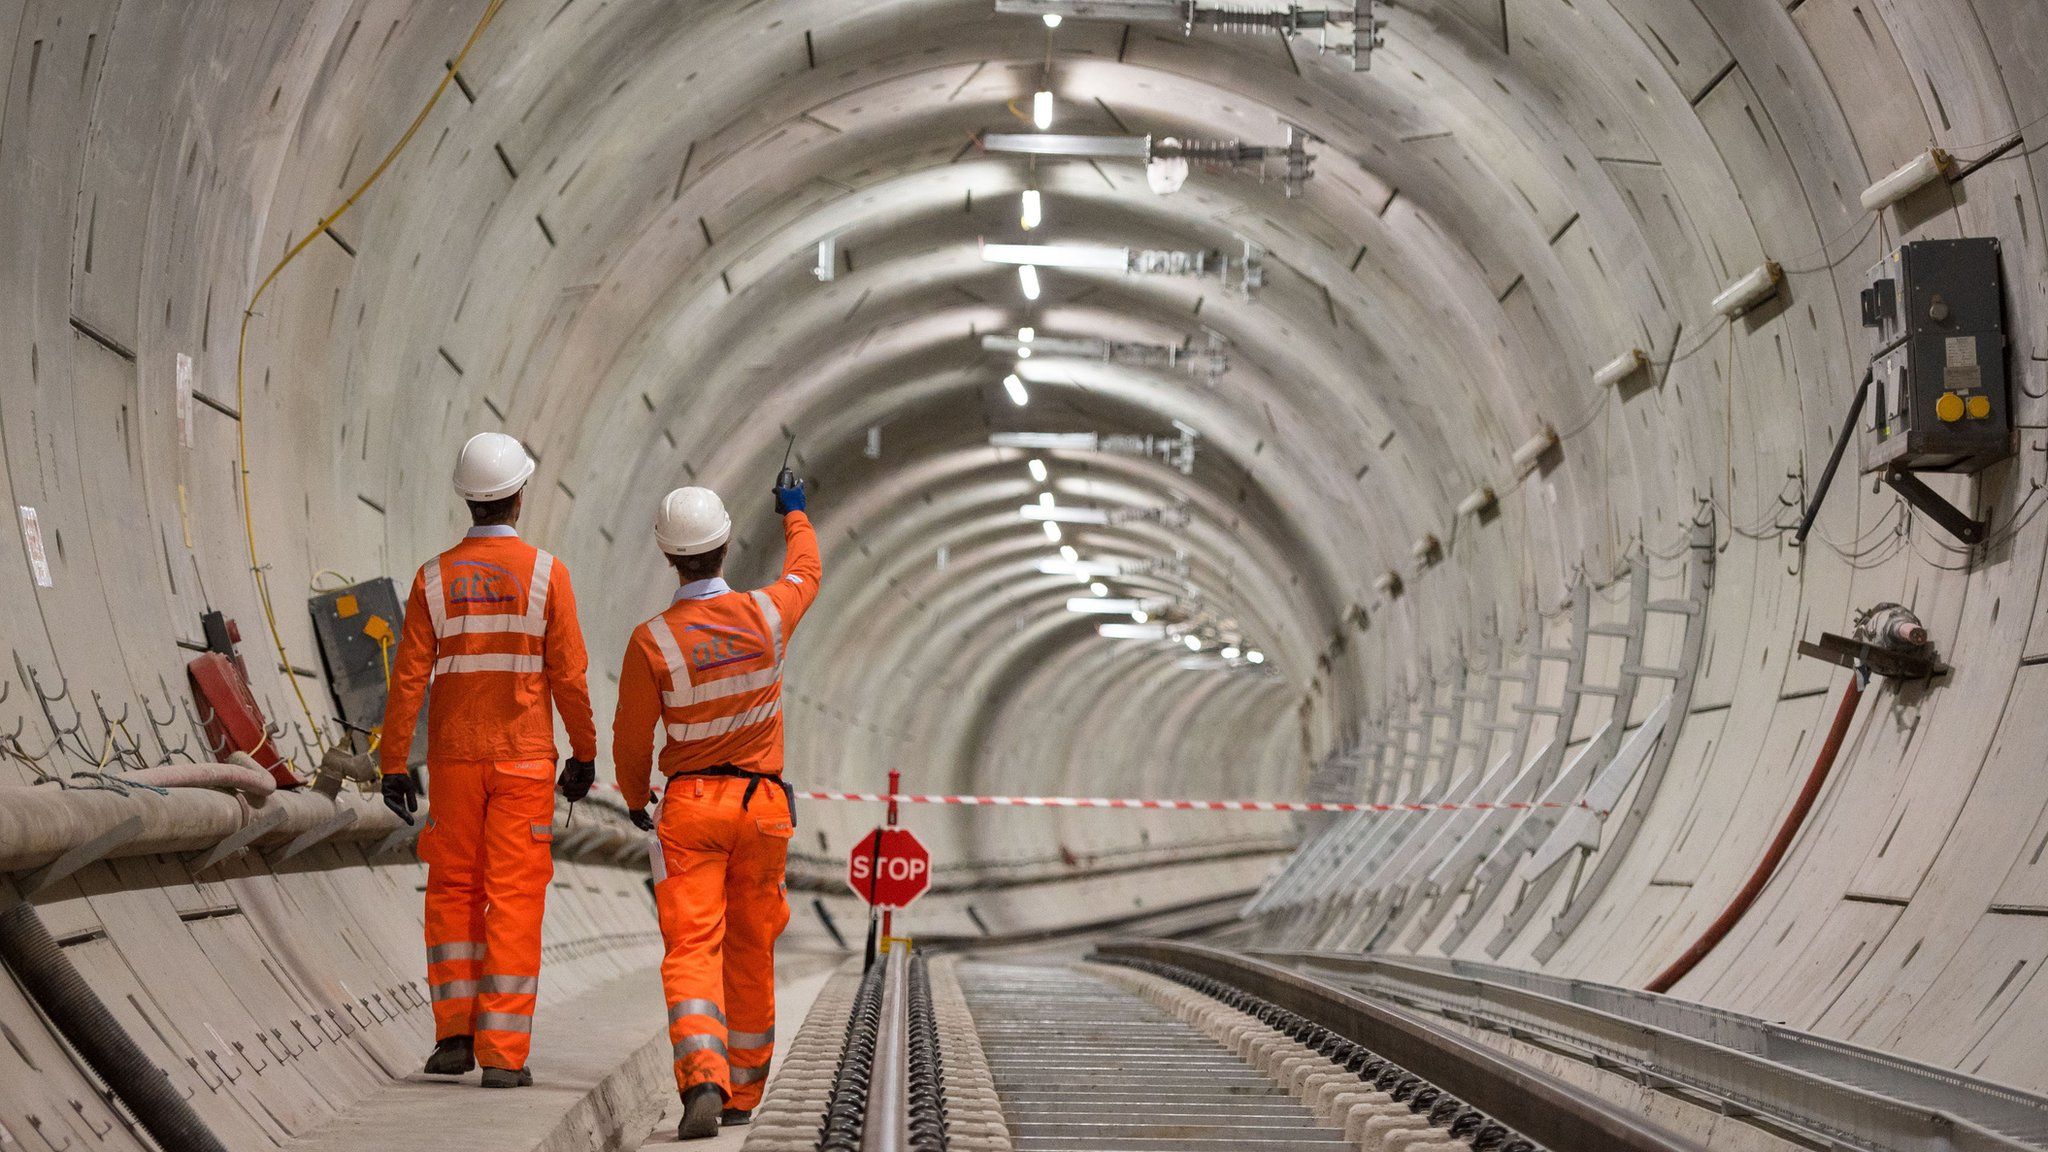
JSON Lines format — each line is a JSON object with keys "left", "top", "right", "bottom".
{"left": 774, "top": 483, "right": 807, "bottom": 515}
{"left": 559, "top": 758, "right": 596, "bottom": 802}
{"left": 629, "top": 808, "right": 656, "bottom": 832}
{"left": 382, "top": 771, "right": 420, "bottom": 826}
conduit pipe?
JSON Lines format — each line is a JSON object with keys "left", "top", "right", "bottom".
{"left": 0, "top": 785, "right": 394, "bottom": 872}
{"left": 1645, "top": 677, "right": 1864, "bottom": 994}
{"left": 123, "top": 762, "right": 279, "bottom": 797}
{"left": 0, "top": 884, "right": 231, "bottom": 1152}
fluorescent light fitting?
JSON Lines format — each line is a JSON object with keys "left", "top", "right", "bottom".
{"left": 1457, "top": 486, "right": 1497, "bottom": 518}
{"left": 984, "top": 243, "right": 1130, "bottom": 270}
{"left": 1021, "top": 505, "right": 1111, "bottom": 524}
{"left": 1711, "top": 260, "right": 1782, "bottom": 318}
{"left": 1018, "top": 264, "right": 1041, "bottom": 300}
{"left": 1039, "top": 492, "right": 1054, "bottom": 508}
{"left": 1042, "top": 12, "right": 1062, "bottom": 26}
{"left": 1246, "top": 649, "right": 1264, "bottom": 664}
{"left": 1033, "top": 90, "right": 1054, "bottom": 130}
{"left": 1593, "top": 348, "right": 1648, "bottom": 388}
{"left": 1018, "top": 326, "right": 1035, "bottom": 344}
{"left": 1003, "top": 374, "right": 1030, "bottom": 406}
{"left": 1221, "top": 645, "right": 1241, "bottom": 660}
{"left": 1860, "top": 149, "right": 1951, "bottom": 212}
{"left": 991, "top": 431, "right": 1096, "bottom": 450}
{"left": 1068, "top": 597, "right": 1140, "bottom": 614}
{"left": 1099, "top": 622, "right": 1167, "bottom": 640}
{"left": 1042, "top": 519, "right": 1061, "bottom": 542}
{"left": 1183, "top": 634, "right": 1202, "bottom": 651}
{"left": 1020, "top": 188, "right": 1042, "bottom": 229}
{"left": 1058, "top": 544, "right": 1078, "bottom": 562}
{"left": 1017, "top": 346, "right": 1032, "bottom": 358}
{"left": 1028, "top": 458, "right": 1049, "bottom": 483}
{"left": 1089, "top": 581, "right": 1108, "bottom": 597}
{"left": 1512, "top": 425, "right": 1559, "bottom": 474}
{"left": 1132, "top": 609, "right": 1149, "bottom": 623}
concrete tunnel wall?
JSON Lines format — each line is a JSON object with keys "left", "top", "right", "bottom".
{"left": 4, "top": 0, "right": 2048, "bottom": 1143}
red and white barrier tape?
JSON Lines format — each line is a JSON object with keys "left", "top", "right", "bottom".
{"left": 593, "top": 781, "right": 1598, "bottom": 816}
{"left": 790, "top": 791, "right": 1602, "bottom": 816}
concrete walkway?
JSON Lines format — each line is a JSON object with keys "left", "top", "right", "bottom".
{"left": 289, "top": 947, "right": 846, "bottom": 1152}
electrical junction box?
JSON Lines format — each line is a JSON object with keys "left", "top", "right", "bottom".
{"left": 309, "top": 577, "right": 426, "bottom": 766}
{"left": 1860, "top": 237, "right": 2012, "bottom": 474}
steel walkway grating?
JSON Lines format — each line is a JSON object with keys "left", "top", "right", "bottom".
{"left": 956, "top": 962, "right": 1351, "bottom": 1150}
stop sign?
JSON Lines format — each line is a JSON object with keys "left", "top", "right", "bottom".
{"left": 847, "top": 827, "right": 931, "bottom": 909}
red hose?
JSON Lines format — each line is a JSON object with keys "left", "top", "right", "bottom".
{"left": 1644, "top": 676, "right": 1864, "bottom": 994}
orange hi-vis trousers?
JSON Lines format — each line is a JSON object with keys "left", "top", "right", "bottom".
{"left": 420, "top": 758, "right": 556, "bottom": 1070}
{"left": 651, "top": 775, "right": 793, "bottom": 1108}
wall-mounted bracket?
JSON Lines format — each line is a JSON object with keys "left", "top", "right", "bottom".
{"left": 192, "top": 806, "right": 291, "bottom": 873}
{"left": 266, "top": 808, "right": 357, "bottom": 866}
{"left": 1881, "top": 465, "right": 1989, "bottom": 545}
{"left": 17, "top": 816, "right": 144, "bottom": 894}
{"left": 1797, "top": 631, "right": 1948, "bottom": 681}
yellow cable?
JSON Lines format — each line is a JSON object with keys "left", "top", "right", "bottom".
{"left": 234, "top": 0, "right": 508, "bottom": 749}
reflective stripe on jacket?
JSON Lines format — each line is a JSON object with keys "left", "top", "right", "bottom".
{"left": 612, "top": 512, "right": 821, "bottom": 809}
{"left": 380, "top": 531, "right": 598, "bottom": 774}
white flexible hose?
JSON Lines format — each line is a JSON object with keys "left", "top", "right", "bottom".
{"left": 123, "top": 761, "right": 278, "bottom": 798}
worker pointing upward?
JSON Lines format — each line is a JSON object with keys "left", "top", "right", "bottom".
{"left": 380, "top": 432, "right": 599, "bottom": 1088}
{"left": 613, "top": 476, "right": 820, "bottom": 1140}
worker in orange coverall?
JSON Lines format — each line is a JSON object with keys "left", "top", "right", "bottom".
{"left": 612, "top": 478, "right": 819, "bottom": 1139}
{"left": 380, "top": 432, "right": 599, "bottom": 1089}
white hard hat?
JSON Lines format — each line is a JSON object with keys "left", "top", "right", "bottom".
{"left": 655, "top": 487, "right": 732, "bottom": 556}
{"left": 453, "top": 432, "right": 535, "bottom": 502}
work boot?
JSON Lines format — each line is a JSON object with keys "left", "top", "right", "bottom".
{"left": 423, "top": 1036, "right": 475, "bottom": 1075}
{"left": 479, "top": 1066, "right": 533, "bottom": 1089}
{"left": 677, "top": 1084, "right": 725, "bottom": 1140}
{"left": 720, "top": 1107, "right": 752, "bottom": 1127}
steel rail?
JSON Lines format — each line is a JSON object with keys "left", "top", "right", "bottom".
{"left": 1273, "top": 950, "right": 2048, "bottom": 1152}
{"left": 860, "top": 946, "right": 914, "bottom": 1151}
{"left": 1095, "top": 939, "right": 1705, "bottom": 1152}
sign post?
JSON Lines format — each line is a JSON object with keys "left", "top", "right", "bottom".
{"left": 849, "top": 772, "right": 929, "bottom": 970}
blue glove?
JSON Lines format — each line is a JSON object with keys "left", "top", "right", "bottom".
{"left": 774, "top": 484, "right": 807, "bottom": 514}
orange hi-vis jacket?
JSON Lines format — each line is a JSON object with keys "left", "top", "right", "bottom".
{"left": 381, "top": 527, "right": 598, "bottom": 775}
{"left": 613, "top": 512, "right": 821, "bottom": 809}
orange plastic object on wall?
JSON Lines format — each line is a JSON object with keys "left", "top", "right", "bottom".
{"left": 188, "top": 653, "right": 299, "bottom": 788}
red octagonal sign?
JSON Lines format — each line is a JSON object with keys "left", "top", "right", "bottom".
{"left": 848, "top": 827, "right": 931, "bottom": 909}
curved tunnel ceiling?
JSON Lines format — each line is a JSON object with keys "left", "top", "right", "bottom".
{"left": 11, "top": 0, "right": 2048, "bottom": 1090}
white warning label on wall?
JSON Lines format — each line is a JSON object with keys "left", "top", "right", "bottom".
{"left": 176, "top": 352, "right": 195, "bottom": 448}
{"left": 18, "top": 506, "right": 52, "bottom": 588}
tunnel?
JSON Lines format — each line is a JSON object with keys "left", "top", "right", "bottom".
{"left": 4, "top": 0, "right": 2048, "bottom": 1148}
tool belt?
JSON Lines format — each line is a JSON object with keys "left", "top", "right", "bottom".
{"left": 669, "top": 764, "right": 797, "bottom": 828}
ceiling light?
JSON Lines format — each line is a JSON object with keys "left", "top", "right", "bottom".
{"left": 1711, "top": 260, "right": 1782, "bottom": 318}
{"left": 1861, "top": 149, "right": 1951, "bottom": 212}
{"left": 1132, "top": 609, "right": 1148, "bottom": 623}
{"left": 1020, "top": 188, "right": 1043, "bottom": 229}
{"left": 1018, "top": 326, "right": 1035, "bottom": 344}
{"left": 1100, "top": 622, "right": 1167, "bottom": 640}
{"left": 1033, "top": 90, "right": 1054, "bottom": 130}
{"left": 1221, "top": 645, "right": 1241, "bottom": 660}
{"left": 1069, "top": 597, "right": 1140, "bottom": 614}
{"left": 1042, "top": 12, "right": 1062, "bottom": 26}
{"left": 1028, "top": 458, "right": 1049, "bottom": 483}
{"left": 1090, "top": 581, "right": 1108, "bottom": 597}
{"left": 1021, "top": 505, "right": 1110, "bottom": 524}
{"left": 985, "top": 243, "right": 1130, "bottom": 270}
{"left": 1246, "top": 649, "right": 1264, "bottom": 664}
{"left": 1184, "top": 634, "right": 1202, "bottom": 651}
{"left": 1039, "top": 492, "right": 1055, "bottom": 508}
{"left": 1004, "top": 373, "right": 1030, "bottom": 406}
{"left": 1017, "top": 346, "right": 1032, "bottom": 358}
{"left": 1594, "top": 348, "right": 1648, "bottom": 388}
{"left": 993, "top": 431, "right": 1097, "bottom": 450}
{"left": 1059, "top": 544, "right": 1078, "bottom": 562}
{"left": 1042, "top": 520, "right": 1062, "bottom": 542}
{"left": 1018, "top": 264, "right": 1041, "bottom": 300}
